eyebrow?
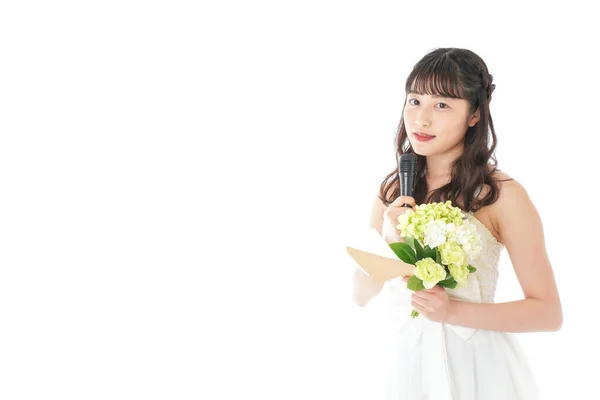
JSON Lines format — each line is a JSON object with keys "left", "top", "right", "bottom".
{"left": 408, "top": 91, "right": 453, "bottom": 99}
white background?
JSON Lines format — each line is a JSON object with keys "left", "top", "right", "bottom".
{"left": 1, "top": 1, "right": 598, "bottom": 399}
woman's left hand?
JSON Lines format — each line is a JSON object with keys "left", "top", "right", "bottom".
{"left": 402, "top": 276, "right": 453, "bottom": 323}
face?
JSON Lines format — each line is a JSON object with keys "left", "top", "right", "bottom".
{"left": 403, "top": 91, "right": 480, "bottom": 156}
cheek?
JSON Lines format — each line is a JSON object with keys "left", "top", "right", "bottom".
{"left": 447, "top": 120, "right": 469, "bottom": 138}
{"left": 435, "top": 116, "right": 463, "bottom": 133}
{"left": 403, "top": 108, "right": 414, "bottom": 125}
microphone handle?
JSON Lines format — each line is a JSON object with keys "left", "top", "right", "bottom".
{"left": 399, "top": 172, "right": 416, "bottom": 208}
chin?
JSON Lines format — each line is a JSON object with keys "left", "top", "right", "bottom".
{"left": 409, "top": 144, "right": 433, "bottom": 156}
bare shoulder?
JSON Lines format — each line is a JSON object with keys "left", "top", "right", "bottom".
{"left": 471, "top": 171, "right": 519, "bottom": 243}
{"left": 473, "top": 170, "right": 513, "bottom": 200}
{"left": 490, "top": 171, "right": 527, "bottom": 212}
{"left": 369, "top": 186, "right": 388, "bottom": 235}
{"left": 491, "top": 170, "right": 513, "bottom": 183}
{"left": 489, "top": 173, "right": 541, "bottom": 246}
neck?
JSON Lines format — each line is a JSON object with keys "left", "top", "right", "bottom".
{"left": 425, "top": 144, "right": 464, "bottom": 184}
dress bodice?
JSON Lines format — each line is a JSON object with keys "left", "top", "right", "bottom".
{"left": 455, "top": 212, "right": 504, "bottom": 304}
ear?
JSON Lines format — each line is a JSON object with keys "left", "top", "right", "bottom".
{"left": 468, "top": 109, "right": 481, "bottom": 127}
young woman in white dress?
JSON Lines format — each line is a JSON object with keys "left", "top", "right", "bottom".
{"left": 352, "top": 47, "right": 563, "bottom": 399}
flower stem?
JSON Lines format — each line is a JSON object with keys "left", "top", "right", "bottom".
{"left": 411, "top": 310, "right": 420, "bottom": 318}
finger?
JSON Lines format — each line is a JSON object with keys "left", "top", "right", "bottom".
{"left": 425, "top": 285, "right": 445, "bottom": 294}
{"left": 412, "top": 291, "right": 431, "bottom": 301}
{"left": 391, "top": 196, "right": 416, "bottom": 208}
{"left": 391, "top": 199, "right": 415, "bottom": 209}
{"left": 411, "top": 294, "right": 429, "bottom": 307}
{"left": 411, "top": 301, "right": 432, "bottom": 313}
{"left": 411, "top": 301, "right": 424, "bottom": 313}
{"left": 397, "top": 201, "right": 417, "bottom": 212}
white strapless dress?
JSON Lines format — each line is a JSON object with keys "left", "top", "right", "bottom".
{"left": 380, "top": 211, "right": 540, "bottom": 399}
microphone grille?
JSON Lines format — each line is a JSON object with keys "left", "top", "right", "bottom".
{"left": 398, "top": 153, "right": 417, "bottom": 173}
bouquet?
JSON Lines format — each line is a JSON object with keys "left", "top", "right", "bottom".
{"left": 389, "top": 201, "right": 483, "bottom": 318}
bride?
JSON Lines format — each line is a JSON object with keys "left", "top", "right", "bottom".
{"left": 352, "top": 48, "right": 562, "bottom": 399}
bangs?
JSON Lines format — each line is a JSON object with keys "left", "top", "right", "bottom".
{"left": 406, "top": 59, "right": 466, "bottom": 99}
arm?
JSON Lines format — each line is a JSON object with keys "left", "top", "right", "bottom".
{"left": 446, "top": 180, "right": 563, "bottom": 332}
{"left": 351, "top": 194, "right": 386, "bottom": 306}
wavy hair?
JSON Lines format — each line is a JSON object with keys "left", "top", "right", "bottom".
{"left": 379, "top": 47, "right": 513, "bottom": 212}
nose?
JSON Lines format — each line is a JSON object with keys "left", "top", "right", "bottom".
{"left": 415, "top": 109, "right": 431, "bottom": 128}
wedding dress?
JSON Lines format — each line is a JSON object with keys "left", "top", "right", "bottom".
{"left": 379, "top": 189, "right": 540, "bottom": 399}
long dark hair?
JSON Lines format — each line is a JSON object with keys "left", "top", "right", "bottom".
{"left": 379, "top": 47, "right": 512, "bottom": 212}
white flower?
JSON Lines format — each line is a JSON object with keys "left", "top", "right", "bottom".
{"left": 445, "top": 222, "right": 457, "bottom": 236}
{"left": 422, "top": 220, "right": 448, "bottom": 248}
{"left": 451, "top": 220, "right": 482, "bottom": 259}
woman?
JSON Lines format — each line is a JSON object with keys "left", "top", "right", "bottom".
{"left": 352, "top": 48, "right": 562, "bottom": 399}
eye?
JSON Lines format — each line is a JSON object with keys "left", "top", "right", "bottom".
{"left": 407, "top": 98, "right": 450, "bottom": 109}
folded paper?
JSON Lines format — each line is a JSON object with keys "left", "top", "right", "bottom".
{"left": 346, "top": 228, "right": 414, "bottom": 284}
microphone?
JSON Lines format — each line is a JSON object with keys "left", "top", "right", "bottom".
{"left": 398, "top": 153, "right": 417, "bottom": 208}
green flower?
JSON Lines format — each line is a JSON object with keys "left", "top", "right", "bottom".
{"left": 414, "top": 258, "right": 447, "bottom": 289}
{"left": 448, "top": 264, "right": 470, "bottom": 288}
{"left": 439, "top": 240, "right": 468, "bottom": 268}
{"left": 397, "top": 201, "right": 465, "bottom": 246}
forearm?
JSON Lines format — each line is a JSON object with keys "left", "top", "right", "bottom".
{"left": 446, "top": 297, "right": 562, "bottom": 333}
{"left": 352, "top": 267, "right": 383, "bottom": 306}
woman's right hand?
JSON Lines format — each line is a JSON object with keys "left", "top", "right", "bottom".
{"left": 382, "top": 196, "right": 417, "bottom": 244}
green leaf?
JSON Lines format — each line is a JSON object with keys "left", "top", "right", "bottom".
{"left": 467, "top": 264, "right": 477, "bottom": 273}
{"left": 437, "top": 276, "right": 458, "bottom": 289}
{"left": 404, "top": 236, "right": 415, "bottom": 250}
{"left": 423, "top": 245, "right": 436, "bottom": 260}
{"left": 388, "top": 242, "right": 417, "bottom": 264}
{"left": 435, "top": 248, "right": 442, "bottom": 264}
{"left": 413, "top": 238, "right": 425, "bottom": 260}
{"left": 407, "top": 275, "right": 425, "bottom": 291}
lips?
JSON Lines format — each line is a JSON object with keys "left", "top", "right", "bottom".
{"left": 414, "top": 131, "right": 436, "bottom": 138}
